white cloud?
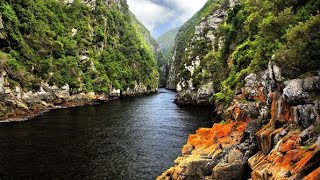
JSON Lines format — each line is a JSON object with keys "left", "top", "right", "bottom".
{"left": 127, "top": 0, "right": 207, "bottom": 37}
{"left": 127, "top": 0, "right": 174, "bottom": 34}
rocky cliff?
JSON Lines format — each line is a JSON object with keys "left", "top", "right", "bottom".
{"left": 161, "top": 0, "right": 320, "bottom": 179}
{"left": 167, "top": 0, "right": 239, "bottom": 104}
{"left": 157, "top": 28, "right": 179, "bottom": 87}
{"left": 158, "top": 63, "right": 320, "bottom": 180}
{"left": 0, "top": 0, "right": 158, "bottom": 121}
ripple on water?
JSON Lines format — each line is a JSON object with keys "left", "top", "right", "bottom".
{"left": 0, "top": 88, "right": 213, "bottom": 179}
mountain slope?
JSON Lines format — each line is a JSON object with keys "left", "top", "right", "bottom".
{"left": 130, "top": 11, "right": 165, "bottom": 87}
{"left": 160, "top": 0, "right": 320, "bottom": 179}
{"left": 156, "top": 27, "right": 179, "bottom": 87}
{"left": 157, "top": 27, "right": 179, "bottom": 66}
{"left": 0, "top": 0, "right": 159, "bottom": 120}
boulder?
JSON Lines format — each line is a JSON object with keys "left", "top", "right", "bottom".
{"left": 283, "top": 79, "right": 306, "bottom": 103}
{"left": 109, "top": 88, "right": 121, "bottom": 97}
{"left": 291, "top": 104, "right": 320, "bottom": 128}
{"left": 0, "top": 14, "right": 3, "bottom": 29}
{"left": 212, "top": 160, "right": 247, "bottom": 180}
{"left": 0, "top": 71, "right": 5, "bottom": 93}
{"left": 297, "top": 125, "right": 316, "bottom": 145}
{"left": 283, "top": 76, "right": 320, "bottom": 103}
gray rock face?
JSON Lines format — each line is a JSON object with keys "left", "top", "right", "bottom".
{"left": 268, "top": 61, "right": 284, "bottom": 82}
{"left": 297, "top": 125, "right": 316, "bottom": 144}
{"left": 0, "top": 71, "right": 6, "bottom": 93}
{"left": 283, "top": 79, "right": 306, "bottom": 103}
{"left": 291, "top": 104, "right": 320, "bottom": 128}
{"left": 212, "top": 160, "right": 247, "bottom": 180}
{"left": 166, "top": 50, "right": 178, "bottom": 90}
{"left": 0, "top": 14, "right": 4, "bottom": 29}
{"left": 173, "top": 7, "right": 229, "bottom": 105}
{"left": 283, "top": 76, "right": 320, "bottom": 103}
{"left": 122, "top": 81, "right": 157, "bottom": 96}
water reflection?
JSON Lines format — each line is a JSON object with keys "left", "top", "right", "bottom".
{"left": 0, "top": 89, "right": 213, "bottom": 179}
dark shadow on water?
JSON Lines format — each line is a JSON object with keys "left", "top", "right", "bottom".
{"left": 0, "top": 88, "right": 214, "bottom": 179}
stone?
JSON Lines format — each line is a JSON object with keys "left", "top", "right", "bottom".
{"left": 283, "top": 78, "right": 307, "bottom": 103}
{"left": 109, "top": 88, "right": 121, "bottom": 97}
{"left": 297, "top": 125, "right": 316, "bottom": 145}
{"left": 182, "top": 144, "right": 195, "bottom": 155}
{"left": 0, "top": 14, "right": 3, "bottom": 29}
{"left": 291, "top": 104, "right": 320, "bottom": 128}
{"left": 303, "top": 76, "right": 320, "bottom": 91}
{"left": 268, "top": 61, "right": 284, "bottom": 82}
{"left": 71, "top": 28, "right": 77, "bottom": 36}
{"left": 0, "top": 71, "right": 5, "bottom": 93}
{"left": 303, "top": 167, "right": 320, "bottom": 180}
{"left": 79, "top": 55, "right": 89, "bottom": 61}
{"left": 54, "top": 84, "right": 70, "bottom": 99}
{"left": 283, "top": 76, "right": 320, "bottom": 103}
{"left": 16, "top": 100, "right": 29, "bottom": 110}
{"left": 212, "top": 160, "right": 247, "bottom": 180}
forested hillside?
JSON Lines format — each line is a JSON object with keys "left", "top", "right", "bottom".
{"left": 0, "top": 0, "right": 159, "bottom": 120}
{"left": 157, "top": 27, "right": 179, "bottom": 66}
{"left": 160, "top": 0, "right": 320, "bottom": 179}
{"left": 167, "top": 0, "right": 320, "bottom": 105}
{"left": 0, "top": 0, "right": 158, "bottom": 94}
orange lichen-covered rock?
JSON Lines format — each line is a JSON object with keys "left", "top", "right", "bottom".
{"left": 158, "top": 120, "right": 248, "bottom": 180}
{"left": 279, "top": 138, "right": 298, "bottom": 153}
{"left": 212, "top": 122, "right": 234, "bottom": 139}
{"left": 256, "top": 124, "right": 283, "bottom": 154}
{"left": 186, "top": 121, "right": 247, "bottom": 150}
{"left": 250, "top": 129, "right": 320, "bottom": 180}
{"left": 303, "top": 167, "right": 320, "bottom": 180}
{"left": 276, "top": 98, "right": 291, "bottom": 125}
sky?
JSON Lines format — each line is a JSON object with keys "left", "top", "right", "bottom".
{"left": 127, "top": 0, "right": 207, "bottom": 38}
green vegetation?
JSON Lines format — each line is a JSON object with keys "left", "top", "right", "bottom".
{"left": 171, "top": 0, "right": 320, "bottom": 105}
{"left": 219, "top": 120, "right": 228, "bottom": 125}
{"left": 0, "top": 0, "right": 158, "bottom": 93}
{"left": 157, "top": 27, "right": 179, "bottom": 67}
{"left": 156, "top": 27, "right": 179, "bottom": 87}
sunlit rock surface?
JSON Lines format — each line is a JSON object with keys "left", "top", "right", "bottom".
{"left": 159, "top": 62, "right": 320, "bottom": 179}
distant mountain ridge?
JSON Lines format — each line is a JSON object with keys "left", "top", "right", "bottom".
{"left": 156, "top": 27, "right": 179, "bottom": 65}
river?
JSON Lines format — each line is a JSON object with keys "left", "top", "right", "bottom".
{"left": 0, "top": 88, "right": 213, "bottom": 179}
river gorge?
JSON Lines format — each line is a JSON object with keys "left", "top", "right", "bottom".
{"left": 0, "top": 89, "right": 213, "bottom": 179}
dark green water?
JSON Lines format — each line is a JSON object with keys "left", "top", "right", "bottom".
{"left": 0, "top": 88, "right": 213, "bottom": 179}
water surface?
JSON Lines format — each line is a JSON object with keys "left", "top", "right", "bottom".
{"left": 0, "top": 88, "right": 213, "bottom": 179}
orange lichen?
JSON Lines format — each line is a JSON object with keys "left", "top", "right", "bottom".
{"left": 184, "top": 121, "right": 247, "bottom": 154}
{"left": 281, "top": 150, "right": 298, "bottom": 166}
{"left": 213, "top": 122, "right": 234, "bottom": 138}
{"left": 257, "top": 87, "right": 266, "bottom": 102}
{"left": 303, "top": 167, "right": 320, "bottom": 180}
{"left": 236, "top": 122, "right": 247, "bottom": 132}
{"left": 279, "top": 140, "right": 296, "bottom": 153}
{"left": 292, "top": 151, "right": 313, "bottom": 173}
{"left": 277, "top": 100, "right": 291, "bottom": 124}
{"left": 270, "top": 92, "right": 277, "bottom": 127}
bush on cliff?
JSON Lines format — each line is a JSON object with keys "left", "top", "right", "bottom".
{"left": 275, "top": 14, "right": 320, "bottom": 78}
{"left": 0, "top": 0, "right": 158, "bottom": 93}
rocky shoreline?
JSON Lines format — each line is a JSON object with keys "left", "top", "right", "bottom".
{"left": 0, "top": 71, "right": 157, "bottom": 123}
{"left": 159, "top": 63, "right": 320, "bottom": 180}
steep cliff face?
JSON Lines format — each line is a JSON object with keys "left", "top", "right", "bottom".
{"left": 157, "top": 28, "right": 179, "bottom": 62}
{"left": 167, "top": 0, "right": 239, "bottom": 104}
{"left": 161, "top": 0, "right": 320, "bottom": 179}
{"left": 167, "top": 0, "right": 319, "bottom": 106}
{"left": 130, "top": 12, "right": 164, "bottom": 87}
{"left": 159, "top": 64, "right": 320, "bottom": 180}
{"left": 0, "top": 0, "right": 158, "bottom": 121}
{"left": 157, "top": 28, "right": 179, "bottom": 87}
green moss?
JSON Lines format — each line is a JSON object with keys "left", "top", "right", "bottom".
{"left": 219, "top": 120, "right": 228, "bottom": 125}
